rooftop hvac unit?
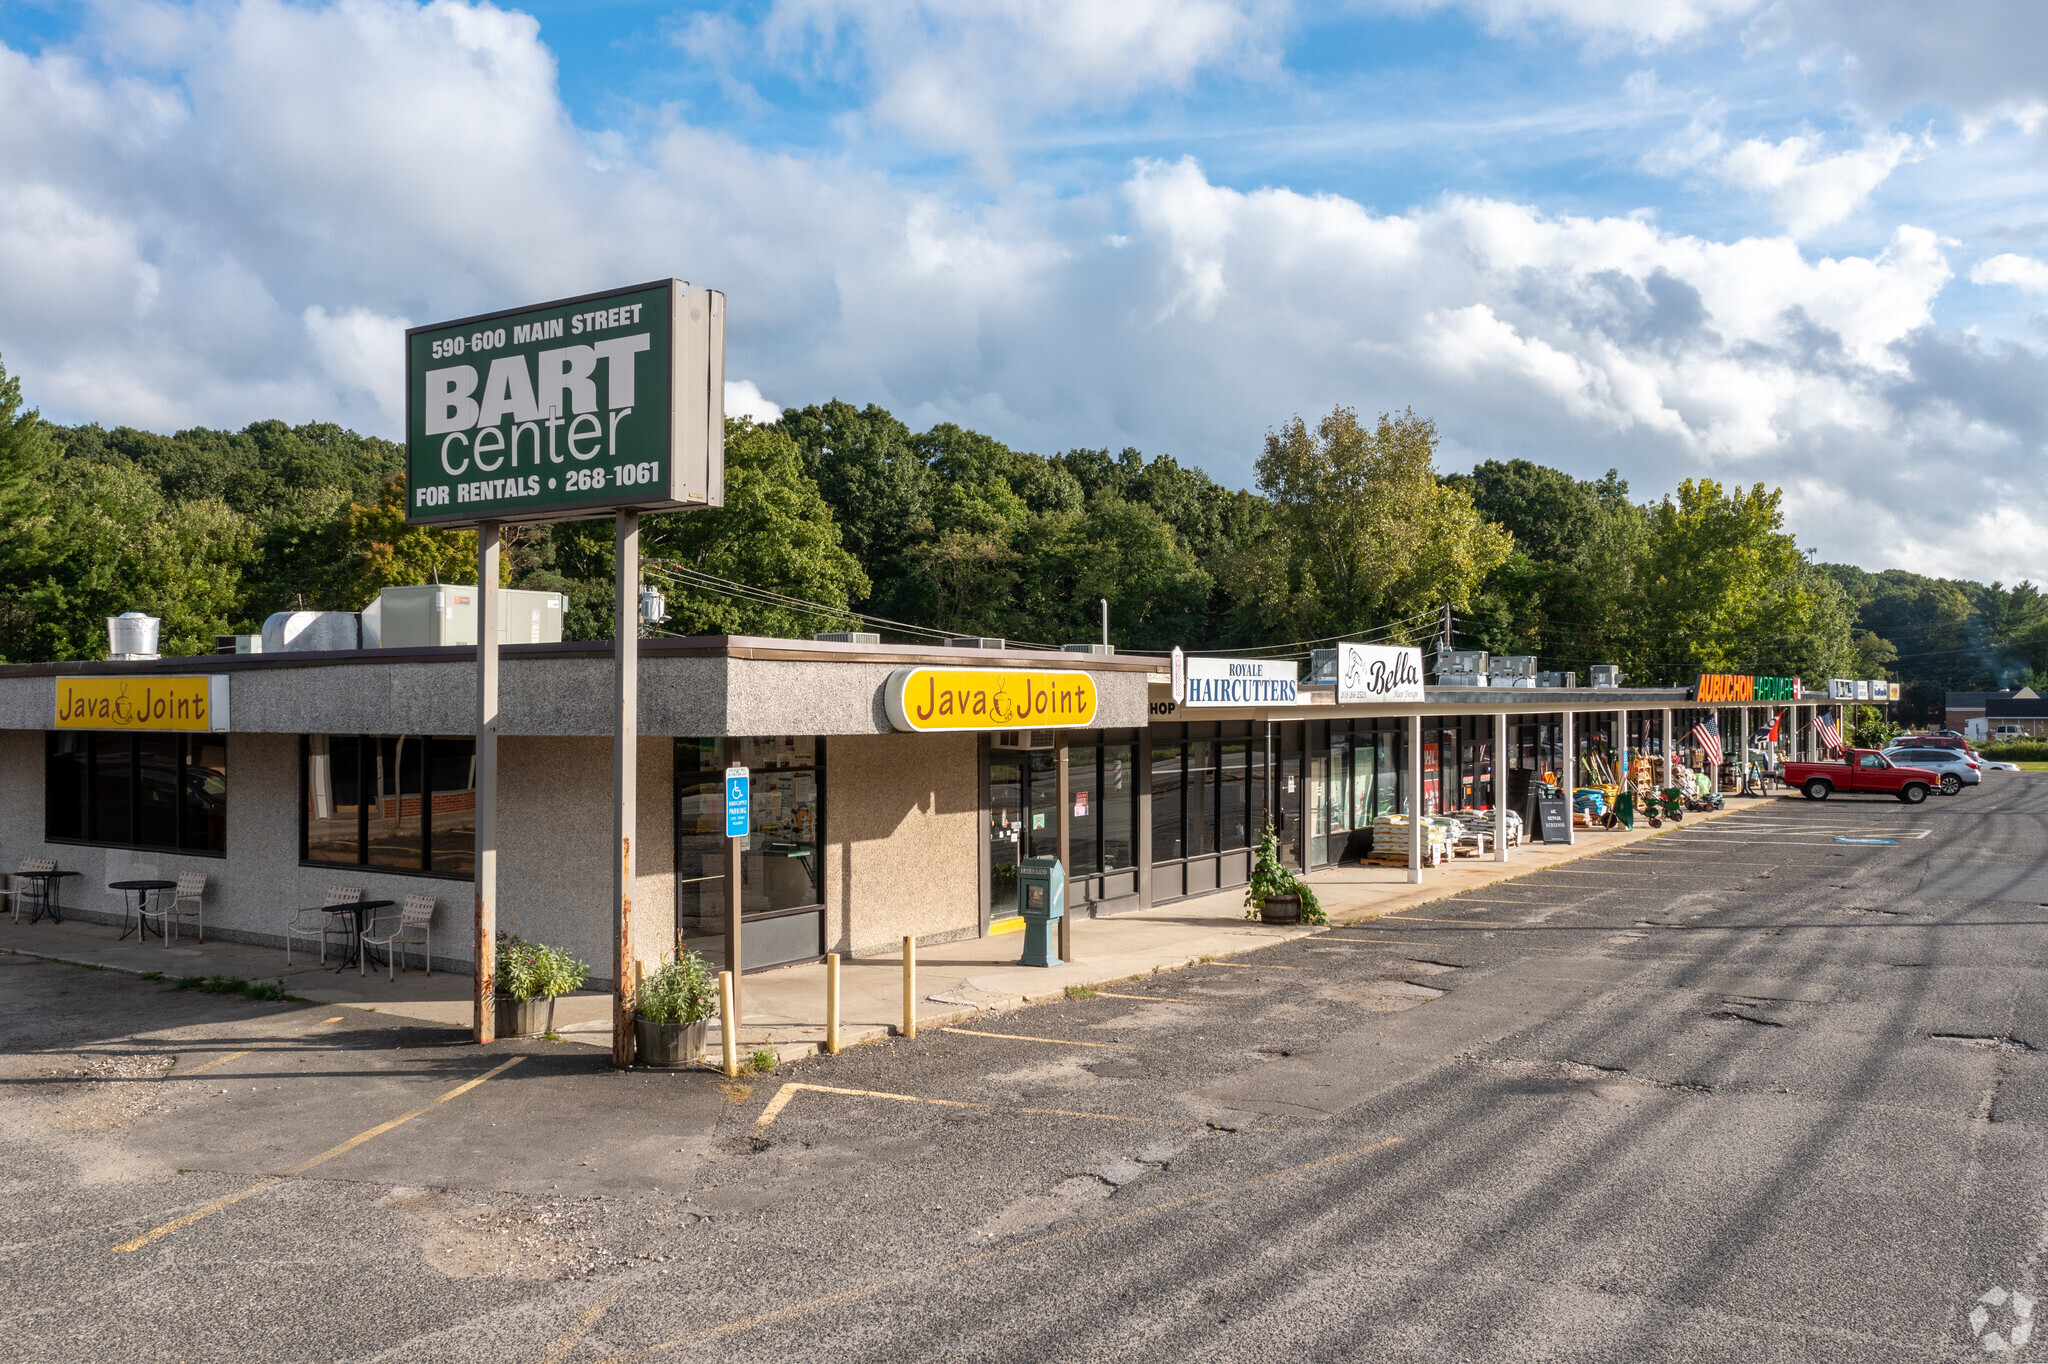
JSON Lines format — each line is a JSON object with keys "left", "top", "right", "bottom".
{"left": 364, "top": 586, "right": 564, "bottom": 648}
{"left": 1492, "top": 655, "right": 1538, "bottom": 680}
{"left": 1061, "top": 642, "right": 1115, "bottom": 655}
{"left": 1442, "top": 649, "right": 1488, "bottom": 676}
{"left": 1590, "top": 664, "right": 1623, "bottom": 689}
{"left": 1437, "top": 672, "right": 1488, "bottom": 688}
{"left": 945, "top": 636, "right": 1006, "bottom": 650}
{"left": 262, "top": 610, "right": 360, "bottom": 654}
{"left": 1536, "top": 670, "right": 1578, "bottom": 688}
{"left": 1308, "top": 649, "right": 1338, "bottom": 684}
{"left": 107, "top": 612, "right": 161, "bottom": 660}
{"left": 213, "top": 634, "right": 261, "bottom": 655}
{"left": 991, "top": 729, "right": 1057, "bottom": 750}
{"left": 813, "top": 631, "right": 881, "bottom": 645}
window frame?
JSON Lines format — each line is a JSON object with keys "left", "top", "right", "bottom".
{"left": 45, "top": 730, "right": 228, "bottom": 858}
{"left": 298, "top": 733, "right": 478, "bottom": 881}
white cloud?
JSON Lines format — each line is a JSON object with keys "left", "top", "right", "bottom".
{"left": 1648, "top": 123, "right": 1917, "bottom": 238}
{"left": 0, "top": 0, "right": 2043, "bottom": 587}
{"left": 1971, "top": 254, "right": 2048, "bottom": 295}
{"left": 725, "top": 380, "right": 783, "bottom": 424}
{"left": 761, "top": 0, "right": 1280, "bottom": 171}
{"left": 1370, "top": 0, "right": 1762, "bottom": 48}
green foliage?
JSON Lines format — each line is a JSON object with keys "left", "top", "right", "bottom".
{"left": 1980, "top": 740, "right": 2048, "bottom": 762}
{"left": 745, "top": 1047, "right": 778, "bottom": 1075}
{"left": 636, "top": 950, "right": 715, "bottom": 1025}
{"left": 174, "top": 974, "right": 295, "bottom": 1001}
{"left": 1847, "top": 705, "right": 1899, "bottom": 750}
{"left": 0, "top": 357, "right": 57, "bottom": 584}
{"left": 1242, "top": 819, "right": 1325, "bottom": 925}
{"left": 495, "top": 932, "right": 590, "bottom": 1002}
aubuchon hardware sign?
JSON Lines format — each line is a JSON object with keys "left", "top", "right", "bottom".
{"left": 405, "top": 279, "right": 726, "bottom": 527}
{"left": 1182, "top": 657, "right": 1302, "bottom": 706}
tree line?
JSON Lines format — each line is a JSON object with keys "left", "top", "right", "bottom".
{"left": 2, "top": 357, "right": 2042, "bottom": 722}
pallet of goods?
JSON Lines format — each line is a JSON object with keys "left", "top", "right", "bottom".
{"left": 1366, "top": 813, "right": 1450, "bottom": 867}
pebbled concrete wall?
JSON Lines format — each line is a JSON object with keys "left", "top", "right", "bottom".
{"left": 823, "top": 731, "right": 981, "bottom": 958}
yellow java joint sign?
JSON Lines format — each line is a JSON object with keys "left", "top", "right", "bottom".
{"left": 55, "top": 676, "right": 230, "bottom": 732}
{"left": 885, "top": 667, "right": 1098, "bottom": 732}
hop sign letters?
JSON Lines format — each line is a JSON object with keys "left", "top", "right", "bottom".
{"left": 405, "top": 279, "right": 726, "bottom": 527}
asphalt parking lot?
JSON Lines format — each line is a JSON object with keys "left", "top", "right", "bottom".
{"left": 5, "top": 779, "right": 2045, "bottom": 1362}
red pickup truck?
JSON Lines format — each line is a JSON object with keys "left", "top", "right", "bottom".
{"left": 1785, "top": 749, "right": 1939, "bottom": 804}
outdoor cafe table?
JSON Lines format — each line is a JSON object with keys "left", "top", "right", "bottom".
{"left": 19, "top": 869, "right": 77, "bottom": 924}
{"left": 111, "top": 879, "right": 177, "bottom": 943}
{"left": 329, "top": 899, "right": 394, "bottom": 973}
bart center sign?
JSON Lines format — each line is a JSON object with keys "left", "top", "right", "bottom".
{"left": 405, "top": 279, "right": 725, "bottom": 528}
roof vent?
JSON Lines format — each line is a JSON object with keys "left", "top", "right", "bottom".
{"left": 813, "top": 631, "right": 881, "bottom": 645}
{"left": 945, "top": 636, "right": 1006, "bottom": 650}
{"left": 107, "top": 612, "right": 161, "bottom": 661}
{"left": 1061, "top": 642, "right": 1115, "bottom": 655}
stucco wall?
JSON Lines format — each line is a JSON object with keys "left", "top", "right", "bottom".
{"left": 823, "top": 732, "right": 981, "bottom": 957}
{"left": 0, "top": 731, "right": 672, "bottom": 983}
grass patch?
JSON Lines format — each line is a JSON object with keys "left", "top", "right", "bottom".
{"left": 173, "top": 974, "right": 297, "bottom": 1002}
{"left": 1064, "top": 983, "right": 1097, "bottom": 1000}
{"left": 139, "top": 971, "right": 164, "bottom": 981}
{"left": 744, "top": 1047, "right": 778, "bottom": 1075}
{"left": 2010, "top": 761, "right": 2048, "bottom": 772}
{"left": 542, "top": 1028, "right": 562, "bottom": 1042}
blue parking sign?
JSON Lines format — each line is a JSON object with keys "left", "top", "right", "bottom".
{"left": 724, "top": 766, "right": 750, "bottom": 838}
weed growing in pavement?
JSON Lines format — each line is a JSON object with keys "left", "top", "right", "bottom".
{"left": 745, "top": 1048, "right": 777, "bottom": 1075}
{"left": 1065, "top": 984, "right": 1097, "bottom": 1000}
{"left": 542, "top": 1029, "right": 562, "bottom": 1042}
{"left": 139, "top": 971, "right": 164, "bottom": 981}
{"left": 1199, "top": 954, "right": 1217, "bottom": 964}
{"left": 173, "top": 974, "right": 297, "bottom": 1002}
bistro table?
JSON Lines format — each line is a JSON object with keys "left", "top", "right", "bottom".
{"left": 329, "top": 899, "right": 394, "bottom": 974}
{"left": 19, "top": 869, "right": 77, "bottom": 924}
{"left": 111, "top": 879, "right": 178, "bottom": 943}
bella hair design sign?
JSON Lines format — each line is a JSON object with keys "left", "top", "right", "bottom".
{"left": 55, "top": 676, "right": 229, "bottom": 732}
{"left": 885, "top": 668, "right": 1100, "bottom": 733}
{"left": 1337, "top": 644, "right": 1424, "bottom": 705}
{"left": 1182, "top": 657, "right": 1302, "bottom": 706}
{"left": 405, "top": 279, "right": 725, "bottom": 528}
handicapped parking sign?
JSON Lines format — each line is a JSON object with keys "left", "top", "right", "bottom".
{"left": 725, "top": 766, "right": 750, "bottom": 838}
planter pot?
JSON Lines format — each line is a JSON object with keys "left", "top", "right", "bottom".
{"left": 495, "top": 994, "right": 556, "bottom": 1039}
{"left": 1259, "top": 895, "right": 1302, "bottom": 925}
{"left": 636, "top": 1016, "right": 708, "bottom": 1067}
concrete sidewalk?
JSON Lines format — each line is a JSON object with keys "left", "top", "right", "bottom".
{"left": 2, "top": 795, "right": 1771, "bottom": 1061}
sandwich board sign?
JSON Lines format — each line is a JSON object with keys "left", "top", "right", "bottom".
{"left": 405, "top": 279, "right": 725, "bottom": 527}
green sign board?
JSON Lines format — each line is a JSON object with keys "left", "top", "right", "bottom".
{"left": 405, "top": 279, "right": 724, "bottom": 527}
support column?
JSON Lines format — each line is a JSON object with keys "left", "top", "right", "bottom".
{"left": 612, "top": 510, "right": 638, "bottom": 1070}
{"left": 1561, "top": 708, "right": 1576, "bottom": 845}
{"left": 1493, "top": 711, "right": 1509, "bottom": 862}
{"left": 1056, "top": 737, "right": 1073, "bottom": 964}
{"left": 472, "top": 522, "right": 500, "bottom": 1045}
{"left": 1661, "top": 708, "right": 1674, "bottom": 791}
{"left": 1407, "top": 712, "right": 1423, "bottom": 883}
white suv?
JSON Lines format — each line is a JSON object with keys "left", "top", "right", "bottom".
{"left": 1883, "top": 746, "right": 1982, "bottom": 794}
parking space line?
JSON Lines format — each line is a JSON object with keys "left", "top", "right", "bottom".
{"left": 1202, "top": 960, "right": 1302, "bottom": 970}
{"left": 753, "top": 1081, "right": 1213, "bottom": 1130}
{"left": 542, "top": 1287, "right": 624, "bottom": 1364}
{"left": 621, "top": 1135, "right": 1405, "bottom": 1351}
{"left": 941, "top": 1028, "right": 1125, "bottom": 1049}
{"left": 1090, "top": 992, "right": 1183, "bottom": 1003}
{"left": 172, "top": 1050, "right": 254, "bottom": 1078}
{"left": 113, "top": 1056, "right": 525, "bottom": 1252}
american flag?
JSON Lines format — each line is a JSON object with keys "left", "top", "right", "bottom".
{"left": 1816, "top": 710, "right": 1843, "bottom": 754}
{"left": 1692, "top": 713, "right": 1724, "bottom": 767}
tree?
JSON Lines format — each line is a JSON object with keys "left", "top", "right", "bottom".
{"left": 0, "top": 355, "right": 55, "bottom": 580}
{"left": 335, "top": 472, "right": 488, "bottom": 608}
{"left": 645, "top": 418, "right": 870, "bottom": 637}
{"left": 1248, "top": 407, "right": 1511, "bottom": 643}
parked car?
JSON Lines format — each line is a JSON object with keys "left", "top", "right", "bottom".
{"left": 1993, "top": 725, "right": 2025, "bottom": 739}
{"left": 1882, "top": 746, "right": 1981, "bottom": 794}
{"left": 1891, "top": 734, "right": 1975, "bottom": 755}
{"left": 1784, "top": 750, "right": 1941, "bottom": 803}
{"left": 1984, "top": 760, "right": 2022, "bottom": 772}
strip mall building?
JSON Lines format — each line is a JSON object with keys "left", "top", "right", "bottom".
{"left": 0, "top": 640, "right": 1839, "bottom": 982}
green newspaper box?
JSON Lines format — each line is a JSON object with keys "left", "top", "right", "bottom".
{"left": 1016, "top": 856, "right": 1065, "bottom": 968}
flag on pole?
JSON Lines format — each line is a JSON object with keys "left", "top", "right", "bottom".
{"left": 1691, "top": 713, "right": 1724, "bottom": 768}
{"left": 1766, "top": 709, "right": 1783, "bottom": 743}
{"left": 1816, "top": 710, "right": 1843, "bottom": 754}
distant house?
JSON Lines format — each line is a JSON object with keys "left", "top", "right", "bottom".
{"left": 1947, "top": 688, "right": 2018, "bottom": 733}
{"left": 1985, "top": 689, "right": 2048, "bottom": 738}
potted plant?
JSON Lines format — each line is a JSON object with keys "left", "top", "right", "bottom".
{"left": 635, "top": 950, "right": 715, "bottom": 1066}
{"left": 494, "top": 932, "right": 590, "bottom": 1038}
{"left": 1242, "top": 819, "right": 1325, "bottom": 926}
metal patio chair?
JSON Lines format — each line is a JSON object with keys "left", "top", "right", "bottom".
{"left": 285, "top": 886, "right": 361, "bottom": 965}
{"left": 12, "top": 858, "right": 55, "bottom": 924}
{"left": 141, "top": 872, "right": 209, "bottom": 946}
{"left": 361, "top": 893, "right": 435, "bottom": 980}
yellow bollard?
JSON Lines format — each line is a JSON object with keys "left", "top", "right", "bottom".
{"left": 718, "top": 969, "right": 737, "bottom": 1078}
{"left": 901, "top": 935, "right": 916, "bottom": 1040}
{"left": 825, "top": 952, "right": 841, "bottom": 1055}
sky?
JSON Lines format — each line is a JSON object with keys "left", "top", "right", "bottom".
{"left": 2, "top": 0, "right": 2045, "bottom": 583}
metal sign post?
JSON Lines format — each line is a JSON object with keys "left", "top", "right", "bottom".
{"left": 724, "top": 763, "right": 749, "bottom": 1027}
{"left": 473, "top": 523, "right": 500, "bottom": 1043}
{"left": 612, "top": 511, "right": 639, "bottom": 1069}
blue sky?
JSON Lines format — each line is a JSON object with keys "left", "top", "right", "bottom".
{"left": 1, "top": 1, "right": 2045, "bottom": 581}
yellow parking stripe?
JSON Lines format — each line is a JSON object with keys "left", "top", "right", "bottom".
{"left": 941, "top": 1027, "right": 1125, "bottom": 1049}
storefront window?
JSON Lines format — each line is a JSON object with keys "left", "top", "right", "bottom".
{"left": 1218, "top": 740, "right": 1249, "bottom": 851}
{"left": 1026, "top": 749, "right": 1058, "bottom": 860}
{"left": 675, "top": 739, "right": 726, "bottom": 939}
{"left": 1102, "top": 743, "right": 1135, "bottom": 872}
{"left": 1069, "top": 745, "right": 1100, "bottom": 875}
{"left": 46, "top": 732, "right": 229, "bottom": 855}
{"left": 1151, "top": 743, "right": 1184, "bottom": 863}
{"left": 674, "top": 737, "right": 826, "bottom": 941}
{"left": 988, "top": 736, "right": 1138, "bottom": 912}
{"left": 300, "top": 735, "right": 470, "bottom": 877}
{"left": 989, "top": 753, "right": 1023, "bottom": 911}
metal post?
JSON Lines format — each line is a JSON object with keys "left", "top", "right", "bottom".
{"left": 1661, "top": 708, "right": 1674, "bottom": 792}
{"left": 718, "top": 970, "right": 737, "bottom": 1077}
{"left": 1493, "top": 710, "right": 1508, "bottom": 862}
{"left": 1407, "top": 712, "right": 1423, "bottom": 883}
{"left": 825, "top": 952, "right": 840, "bottom": 1055}
{"left": 1561, "top": 708, "right": 1575, "bottom": 845}
{"left": 473, "top": 522, "right": 500, "bottom": 1044}
{"left": 901, "top": 935, "right": 917, "bottom": 1038}
{"left": 1056, "top": 738, "right": 1073, "bottom": 963}
{"left": 612, "top": 510, "right": 638, "bottom": 1070}
{"left": 1100, "top": 598, "right": 1109, "bottom": 648}
{"left": 723, "top": 761, "right": 743, "bottom": 1028}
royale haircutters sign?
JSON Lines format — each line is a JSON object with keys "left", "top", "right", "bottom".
{"left": 1182, "top": 657, "right": 1302, "bottom": 706}
{"left": 885, "top": 667, "right": 1100, "bottom": 732}
{"left": 55, "top": 676, "right": 229, "bottom": 731}
{"left": 405, "top": 279, "right": 725, "bottom": 527}
{"left": 1337, "top": 644, "right": 1424, "bottom": 704}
